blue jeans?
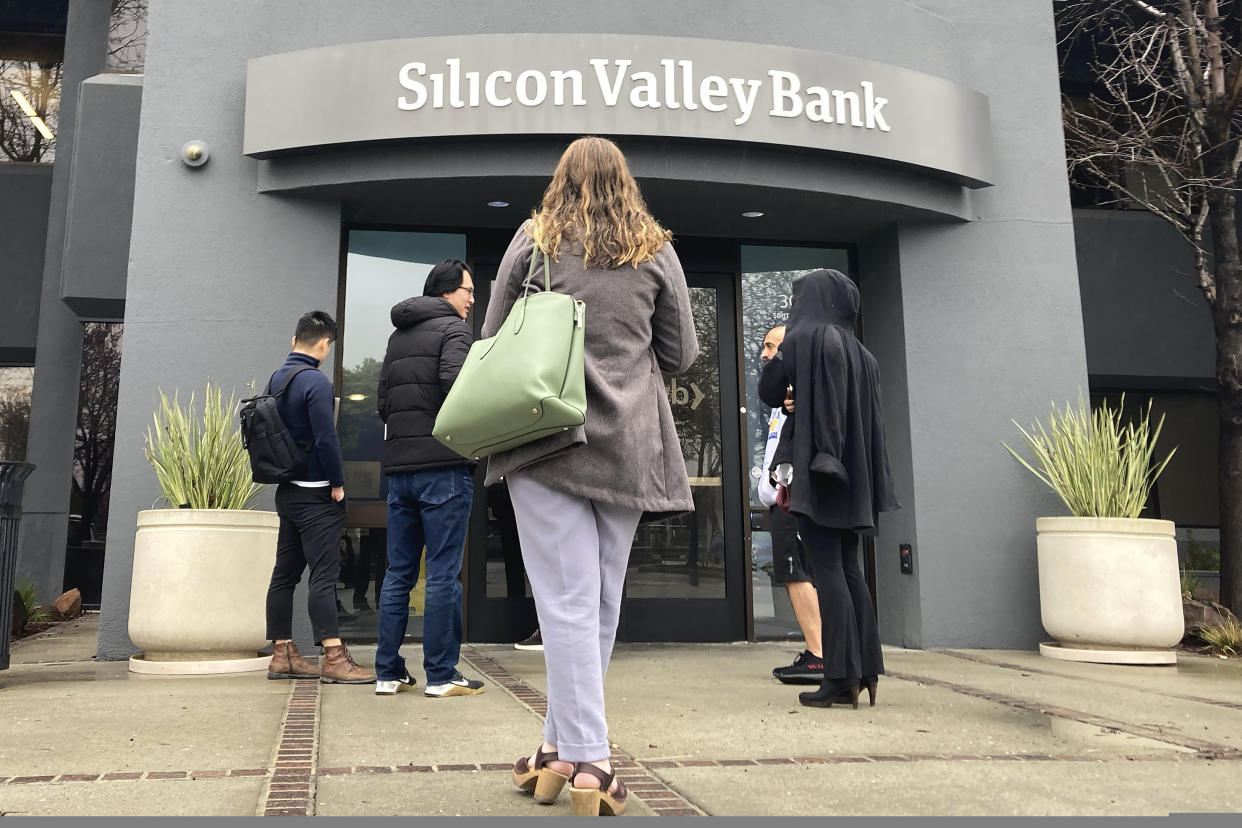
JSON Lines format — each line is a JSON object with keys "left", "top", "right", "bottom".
{"left": 376, "top": 466, "right": 474, "bottom": 683}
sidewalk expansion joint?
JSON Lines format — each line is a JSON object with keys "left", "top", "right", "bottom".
{"left": 932, "top": 649, "right": 1242, "bottom": 711}
{"left": 887, "top": 668, "right": 1238, "bottom": 758}
{"left": 5, "top": 748, "right": 1237, "bottom": 790}
{"left": 462, "top": 646, "right": 708, "bottom": 816}
{"left": 256, "top": 675, "right": 322, "bottom": 817}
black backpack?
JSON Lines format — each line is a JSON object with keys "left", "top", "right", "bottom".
{"left": 238, "top": 365, "right": 314, "bottom": 484}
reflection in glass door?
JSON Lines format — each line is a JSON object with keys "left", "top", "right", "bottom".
{"left": 738, "top": 245, "right": 861, "bottom": 640}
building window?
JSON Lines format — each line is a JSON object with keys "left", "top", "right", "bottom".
{"left": 1093, "top": 390, "right": 1220, "bottom": 599}
{"left": 66, "top": 323, "right": 123, "bottom": 609}
{"left": 107, "top": 0, "right": 146, "bottom": 74}
{"left": 0, "top": 21, "right": 62, "bottom": 163}
{"left": 0, "top": 365, "right": 34, "bottom": 461}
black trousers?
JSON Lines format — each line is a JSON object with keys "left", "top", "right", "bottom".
{"left": 795, "top": 517, "right": 885, "bottom": 682}
{"left": 266, "top": 483, "right": 347, "bottom": 645}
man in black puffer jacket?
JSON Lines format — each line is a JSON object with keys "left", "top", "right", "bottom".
{"left": 374, "top": 259, "right": 485, "bottom": 699}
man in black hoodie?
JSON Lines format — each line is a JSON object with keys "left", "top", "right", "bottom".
{"left": 374, "top": 259, "right": 485, "bottom": 698}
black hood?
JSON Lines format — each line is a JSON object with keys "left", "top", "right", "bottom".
{"left": 390, "top": 296, "right": 461, "bottom": 330}
{"left": 787, "top": 269, "right": 859, "bottom": 334}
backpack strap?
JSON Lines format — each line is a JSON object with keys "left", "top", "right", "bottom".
{"left": 270, "top": 365, "right": 314, "bottom": 398}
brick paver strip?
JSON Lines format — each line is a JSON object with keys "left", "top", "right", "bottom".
{"left": 255, "top": 677, "right": 322, "bottom": 817}
{"left": 101, "top": 772, "right": 142, "bottom": 781}
{"left": 934, "top": 649, "right": 1242, "bottom": 711}
{"left": 192, "top": 770, "right": 227, "bottom": 779}
{"left": 11, "top": 776, "right": 55, "bottom": 784}
{"left": 147, "top": 771, "right": 187, "bottom": 779}
{"left": 886, "top": 669, "right": 1237, "bottom": 757}
{"left": 57, "top": 774, "right": 100, "bottom": 782}
{"left": 480, "top": 763, "right": 513, "bottom": 771}
{"left": 436, "top": 764, "right": 478, "bottom": 772}
{"left": 356, "top": 766, "right": 394, "bottom": 774}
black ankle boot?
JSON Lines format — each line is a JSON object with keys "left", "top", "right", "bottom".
{"left": 799, "top": 677, "right": 861, "bottom": 709}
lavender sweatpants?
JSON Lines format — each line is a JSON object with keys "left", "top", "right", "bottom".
{"left": 506, "top": 473, "right": 643, "bottom": 762}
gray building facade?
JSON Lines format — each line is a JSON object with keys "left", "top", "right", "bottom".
{"left": 1, "top": 0, "right": 1212, "bottom": 660}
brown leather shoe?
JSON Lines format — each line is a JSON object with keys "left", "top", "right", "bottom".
{"left": 320, "top": 644, "right": 376, "bottom": 684}
{"left": 267, "top": 641, "right": 318, "bottom": 680}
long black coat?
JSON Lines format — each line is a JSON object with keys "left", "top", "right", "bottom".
{"left": 759, "top": 269, "right": 898, "bottom": 533}
{"left": 377, "top": 296, "right": 473, "bottom": 474}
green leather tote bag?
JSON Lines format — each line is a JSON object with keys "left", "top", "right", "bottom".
{"left": 433, "top": 245, "right": 586, "bottom": 460}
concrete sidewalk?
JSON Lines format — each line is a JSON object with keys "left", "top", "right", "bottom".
{"left": 1, "top": 615, "right": 1240, "bottom": 817}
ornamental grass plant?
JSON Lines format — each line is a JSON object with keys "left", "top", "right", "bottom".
{"left": 143, "top": 383, "right": 262, "bottom": 510}
{"left": 1197, "top": 616, "right": 1242, "bottom": 657}
{"left": 1005, "top": 393, "right": 1176, "bottom": 519}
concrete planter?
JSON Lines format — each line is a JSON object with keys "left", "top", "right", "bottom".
{"left": 128, "top": 509, "right": 278, "bottom": 674}
{"left": 1036, "top": 516, "right": 1184, "bottom": 665}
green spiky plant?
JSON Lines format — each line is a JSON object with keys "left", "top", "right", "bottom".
{"left": 16, "top": 581, "right": 51, "bottom": 624}
{"left": 1197, "top": 617, "right": 1242, "bottom": 657}
{"left": 1004, "top": 393, "right": 1176, "bottom": 519}
{"left": 143, "top": 383, "right": 262, "bottom": 510}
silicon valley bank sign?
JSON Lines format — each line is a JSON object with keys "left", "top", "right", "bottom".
{"left": 244, "top": 34, "right": 995, "bottom": 187}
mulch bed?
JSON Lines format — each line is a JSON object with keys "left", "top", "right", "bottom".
{"left": 8, "top": 621, "right": 59, "bottom": 644}
{"left": 1178, "top": 640, "right": 1239, "bottom": 658}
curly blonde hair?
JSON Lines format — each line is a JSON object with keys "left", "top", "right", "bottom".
{"left": 529, "top": 136, "right": 672, "bottom": 269}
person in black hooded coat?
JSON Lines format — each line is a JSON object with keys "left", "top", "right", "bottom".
{"left": 759, "top": 268, "right": 899, "bottom": 709}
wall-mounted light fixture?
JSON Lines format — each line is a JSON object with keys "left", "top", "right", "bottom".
{"left": 741, "top": 210, "right": 765, "bottom": 218}
{"left": 180, "top": 140, "right": 210, "bottom": 168}
{"left": 347, "top": 393, "right": 367, "bottom": 402}
{"left": 487, "top": 200, "right": 509, "bottom": 208}
{"left": 9, "top": 89, "right": 54, "bottom": 140}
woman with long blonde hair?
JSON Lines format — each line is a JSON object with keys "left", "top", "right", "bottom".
{"left": 486, "top": 137, "right": 698, "bottom": 816}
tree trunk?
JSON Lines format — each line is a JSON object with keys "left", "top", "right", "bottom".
{"left": 1219, "top": 369, "right": 1242, "bottom": 611}
{"left": 1207, "top": 183, "right": 1242, "bottom": 612}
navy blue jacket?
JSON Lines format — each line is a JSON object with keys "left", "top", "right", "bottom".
{"left": 270, "top": 352, "right": 345, "bottom": 487}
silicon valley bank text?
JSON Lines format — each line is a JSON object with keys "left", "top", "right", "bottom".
{"left": 397, "top": 58, "right": 891, "bottom": 130}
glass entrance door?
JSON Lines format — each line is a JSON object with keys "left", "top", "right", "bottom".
{"left": 617, "top": 269, "right": 747, "bottom": 641}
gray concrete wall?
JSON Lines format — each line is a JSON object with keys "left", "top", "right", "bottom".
{"left": 16, "top": 0, "right": 111, "bottom": 605}
{"left": 894, "top": 0, "right": 1088, "bottom": 648}
{"left": 60, "top": 74, "right": 143, "bottom": 321}
{"left": 0, "top": 165, "right": 52, "bottom": 365}
{"left": 858, "top": 226, "right": 923, "bottom": 648}
{"left": 99, "top": 0, "right": 1082, "bottom": 654}
{"left": 1074, "top": 209, "right": 1214, "bottom": 383}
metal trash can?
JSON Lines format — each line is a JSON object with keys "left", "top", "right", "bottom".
{"left": 0, "top": 461, "right": 35, "bottom": 671}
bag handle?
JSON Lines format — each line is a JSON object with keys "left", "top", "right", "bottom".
{"left": 513, "top": 241, "right": 552, "bottom": 334}
{"left": 520, "top": 242, "right": 551, "bottom": 297}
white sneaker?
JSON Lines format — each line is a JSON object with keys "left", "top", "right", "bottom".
{"left": 375, "top": 672, "right": 417, "bottom": 695}
{"left": 424, "top": 670, "right": 485, "bottom": 697}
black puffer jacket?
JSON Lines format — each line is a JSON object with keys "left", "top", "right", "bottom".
{"left": 377, "top": 296, "right": 474, "bottom": 474}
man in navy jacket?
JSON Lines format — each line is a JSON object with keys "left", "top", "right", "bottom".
{"left": 265, "top": 310, "right": 375, "bottom": 685}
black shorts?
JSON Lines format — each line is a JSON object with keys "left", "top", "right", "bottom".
{"left": 769, "top": 506, "right": 813, "bottom": 584}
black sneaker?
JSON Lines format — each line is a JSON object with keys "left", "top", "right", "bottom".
{"left": 514, "top": 629, "right": 543, "bottom": 651}
{"left": 772, "top": 650, "right": 824, "bottom": 684}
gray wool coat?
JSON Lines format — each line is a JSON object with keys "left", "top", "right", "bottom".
{"left": 481, "top": 222, "right": 700, "bottom": 516}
